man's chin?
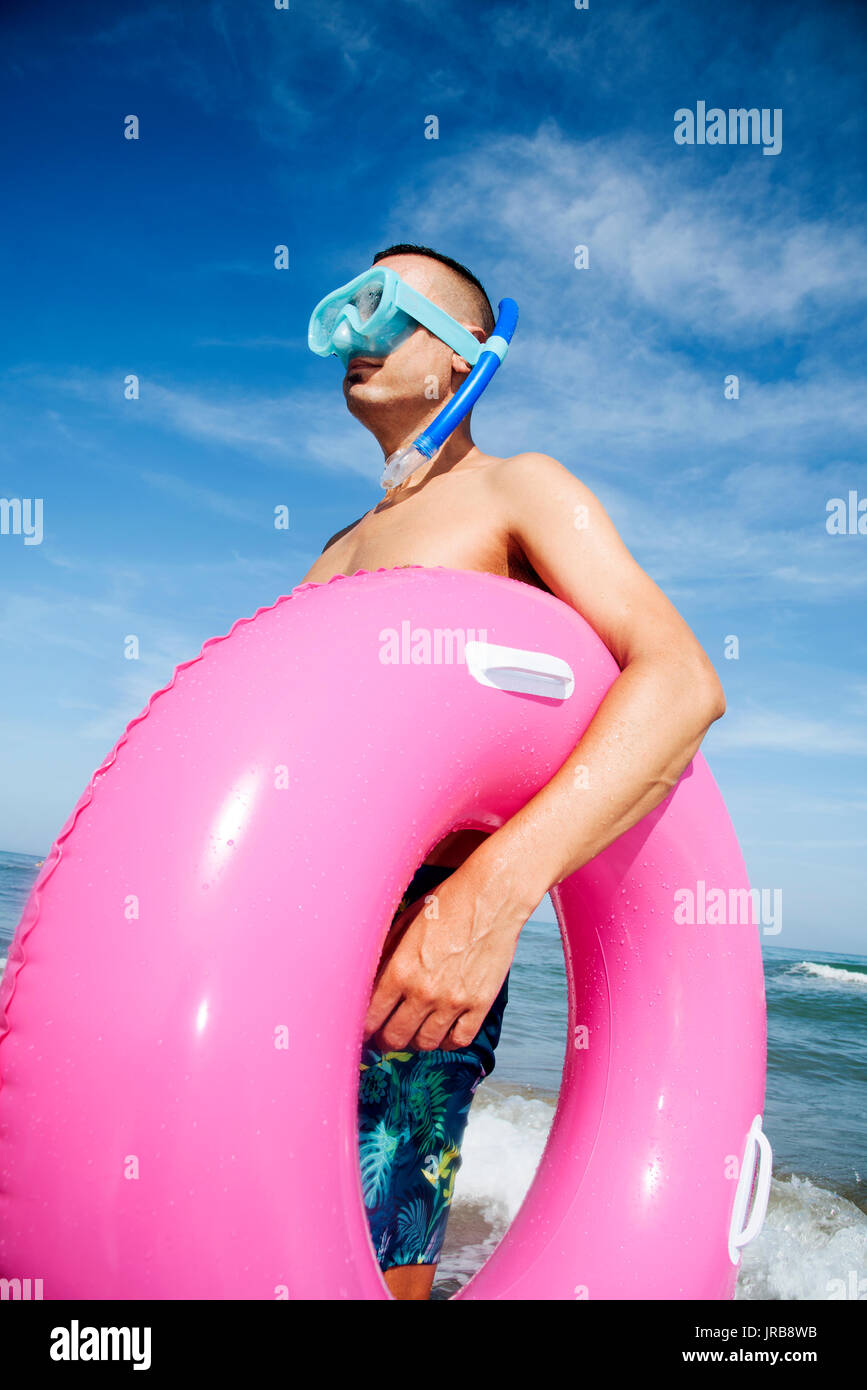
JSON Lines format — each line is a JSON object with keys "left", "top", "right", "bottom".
{"left": 343, "top": 376, "right": 387, "bottom": 406}
{"left": 343, "top": 382, "right": 387, "bottom": 424}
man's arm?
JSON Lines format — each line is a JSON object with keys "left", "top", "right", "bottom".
{"left": 365, "top": 452, "right": 725, "bottom": 1052}
{"left": 461, "top": 451, "right": 725, "bottom": 903}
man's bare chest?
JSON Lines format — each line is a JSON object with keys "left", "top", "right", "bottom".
{"left": 303, "top": 485, "right": 550, "bottom": 595}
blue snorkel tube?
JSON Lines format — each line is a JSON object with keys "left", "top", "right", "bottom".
{"left": 381, "top": 297, "right": 519, "bottom": 490}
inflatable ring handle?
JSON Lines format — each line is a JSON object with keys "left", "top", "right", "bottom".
{"left": 465, "top": 640, "right": 575, "bottom": 699}
{"left": 728, "top": 1115, "right": 773, "bottom": 1264}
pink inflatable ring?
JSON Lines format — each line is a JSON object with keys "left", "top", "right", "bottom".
{"left": 0, "top": 566, "right": 770, "bottom": 1299}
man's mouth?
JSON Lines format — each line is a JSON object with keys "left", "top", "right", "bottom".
{"left": 346, "top": 356, "right": 381, "bottom": 373}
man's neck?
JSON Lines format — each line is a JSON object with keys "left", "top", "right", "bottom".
{"left": 379, "top": 429, "right": 479, "bottom": 497}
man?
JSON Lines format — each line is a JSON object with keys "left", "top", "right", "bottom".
{"left": 301, "top": 244, "right": 726, "bottom": 1300}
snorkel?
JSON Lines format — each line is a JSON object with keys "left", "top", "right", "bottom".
{"left": 308, "top": 266, "right": 518, "bottom": 490}
{"left": 380, "top": 297, "right": 518, "bottom": 488}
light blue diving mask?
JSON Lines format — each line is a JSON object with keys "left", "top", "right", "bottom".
{"left": 307, "top": 266, "right": 484, "bottom": 369}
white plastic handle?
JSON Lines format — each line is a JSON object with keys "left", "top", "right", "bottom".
{"left": 728, "top": 1114, "right": 773, "bottom": 1264}
{"left": 464, "top": 640, "right": 574, "bottom": 700}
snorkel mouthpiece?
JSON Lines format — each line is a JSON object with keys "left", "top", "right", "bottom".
{"left": 381, "top": 443, "right": 432, "bottom": 490}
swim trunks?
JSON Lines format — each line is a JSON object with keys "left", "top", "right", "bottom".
{"left": 358, "top": 862, "right": 510, "bottom": 1271}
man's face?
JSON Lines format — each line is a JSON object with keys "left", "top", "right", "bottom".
{"left": 341, "top": 255, "right": 477, "bottom": 424}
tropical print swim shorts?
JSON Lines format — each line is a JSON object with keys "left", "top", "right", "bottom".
{"left": 358, "top": 862, "right": 509, "bottom": 1270}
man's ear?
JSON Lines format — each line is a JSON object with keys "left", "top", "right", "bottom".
{"left": 451, "top": 324, "right": 486, "bottom": 375}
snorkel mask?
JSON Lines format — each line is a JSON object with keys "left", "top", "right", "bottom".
{"left": 308, "top": 266, "right": 518, "bottom": 489}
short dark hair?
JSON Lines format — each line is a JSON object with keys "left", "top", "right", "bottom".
{"left": 372, "top": 242, "right": 495, "bottom": 336}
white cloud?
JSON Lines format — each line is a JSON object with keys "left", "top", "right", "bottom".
{"left": 397, "top": 124, "right": 867, "bottom": 343}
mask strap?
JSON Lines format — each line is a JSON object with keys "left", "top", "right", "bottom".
{"left": 389, "top": 275, "right": 484, "bottom": 366}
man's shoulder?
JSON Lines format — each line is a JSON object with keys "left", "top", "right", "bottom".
{"left": 482, "top": 450, "right": 587, "bottom": 497}
{"left": 480, "top": 452, "right": 608, "bottom": 544}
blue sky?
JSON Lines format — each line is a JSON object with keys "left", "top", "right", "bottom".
{"left": 1, "top": 0, "right": 865, "bottom": 951}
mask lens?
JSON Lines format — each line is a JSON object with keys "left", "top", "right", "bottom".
{"left": 309, "top": 269, "right": 414, "bottom": 362}
{"left": 350, "top": 280, "right": 383, "bottom": 323}
{"left": 315, "top": 302, "right": 342, "bottom": 343}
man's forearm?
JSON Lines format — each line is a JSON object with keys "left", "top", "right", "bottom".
{"left": 457, "top": 651, "right": 725, "bottom": 915}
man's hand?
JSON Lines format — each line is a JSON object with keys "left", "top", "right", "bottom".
{"left": 363, "top": 863, "right": 530, "bottom": 1052}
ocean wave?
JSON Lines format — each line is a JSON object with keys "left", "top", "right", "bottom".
{"left": 435, "top": 1085, "right": 556, "bottom": 1297}
{"left": 788, "top": 961, "right": 867, "bottom": 990}
{"left": 737, "top": 1175, "right": 867, "bottom": 1301}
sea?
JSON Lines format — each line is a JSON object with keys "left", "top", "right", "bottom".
{"left": 1, "top": 847, "right": 864, "bottom": 1302}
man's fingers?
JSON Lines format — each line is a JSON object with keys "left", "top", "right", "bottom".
{"left": 362, "top": 972, "right": 405, "bottom": 1040}
{"left": 440, "top": 1009, "right": 482, "bottom": 1051}
{"left": 412, "top": 1009, "right": 465, "bottom": 1052}
{"left": 374, "top": 998, "right": 436, "bottom": 1052}
{"left": 364, "top": 906, "right": 425, "bottom": 1036}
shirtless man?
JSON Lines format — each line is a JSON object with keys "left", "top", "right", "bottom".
{"left": 302, "top": 244, "right": 726, "bottom": 1300}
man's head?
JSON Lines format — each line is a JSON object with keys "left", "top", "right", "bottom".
{"left": 339, "top": 245, "right": 495, "bottom": 455}
{"left": 372, "top": 244, "right": 495, "bottom": 339}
